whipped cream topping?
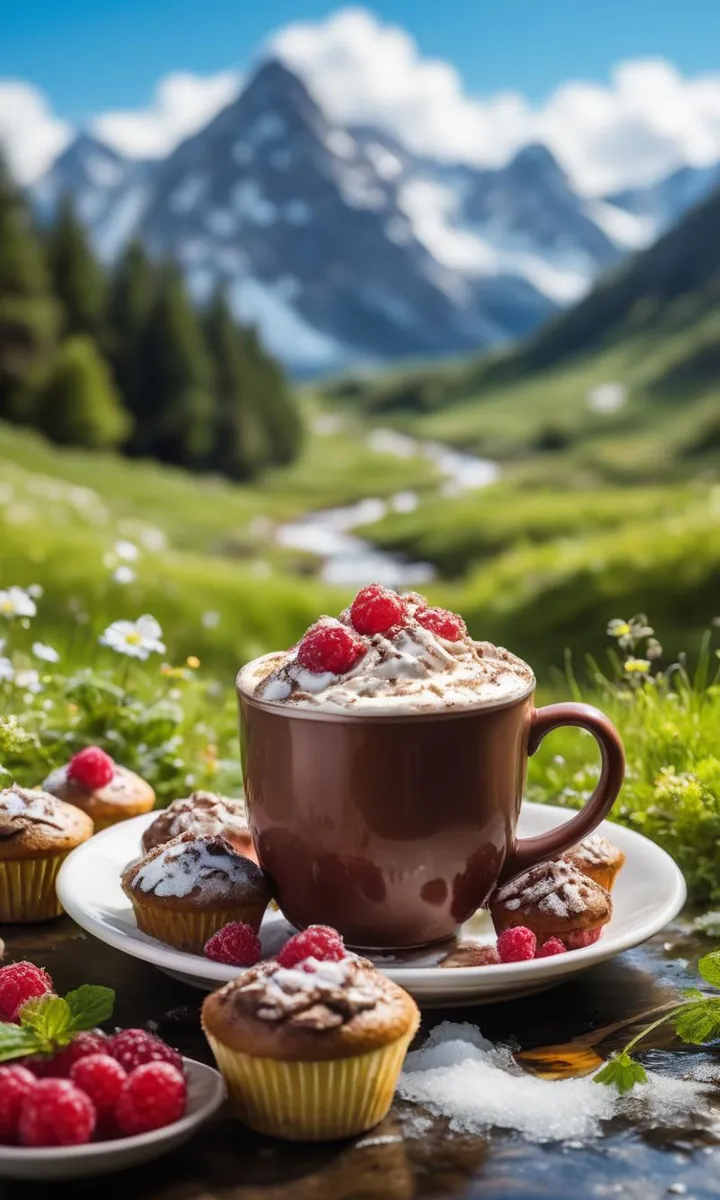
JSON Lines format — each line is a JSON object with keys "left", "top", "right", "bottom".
{"left": 220, "top": 956, "right": 388, "bottom": 1029}
{"left": 128, "top": 834, "right": 261, "bottom": 901}
{"left": 238, "top": 594, "right": 534, "bottom": 715}
{"left": 494, "top": 859, "right": 607, "bottom": 921}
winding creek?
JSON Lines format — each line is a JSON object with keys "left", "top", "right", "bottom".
{"left": 276, "top": 428, "right": 500, "bottom": 587}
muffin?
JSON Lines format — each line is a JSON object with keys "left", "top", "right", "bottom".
{"left": 202, "top": 955, "right": 419, "bottom": 1140}
{"left": 43, "top": 746, "right": 154, "bottom": 832}
{"left": 121, "top": 832, "right": 270, "bottom": 952}
{"left": 490, "top": 858, "right": 612, "bottom": 950}
{"left": 565, "top": 833, "right": 626, "bottom": 893}
{"left": 0, "top": 785, "right": 94, "bottom": 921}
{"left": 141, "top": 791, "right": 255, "bottom": 861}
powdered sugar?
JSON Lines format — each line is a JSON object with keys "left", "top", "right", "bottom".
{"left": 131, "top": 838, "right": 256, "bottom": 900}
{"left": 572, "top": 833, "right": 615, "bottom": 866}
{"left": 398, "top": 1022, "right": 712, "bottom": 1143}
{"left": 239, "top": 594, "right": 534, "bottom": 715}
{"left": 0, "top": 786, "right": 62, "bottom": 826}
{"left": 494, "top": 859, "right": 598, "bottom": 920}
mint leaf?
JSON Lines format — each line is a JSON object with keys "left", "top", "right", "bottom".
{"left": 0, "top": 1022, "right": 43, "bottom": 1063}
{"left": 698, "top": 951, "right": 720, "bottom": 990}
{"left": 65, "top": 985, "right": 115, "bottom": 1032}
{"left": 673, "top": 998, "right": 720, "bottom": 1045}
{"left": 593, "top": 1052, "right": 649, "bottom": 1095}
{"left": 19, "top": 996, "right": 73, "bottom": 1049}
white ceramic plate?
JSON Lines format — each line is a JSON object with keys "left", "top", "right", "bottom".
{"left": 0, "top": 1057, "right": 224, "bottom": 1180}
{"left": 56, "top": 805, "right": 686, "bottom": 1007}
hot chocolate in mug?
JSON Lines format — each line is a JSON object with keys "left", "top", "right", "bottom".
{"left": 237, "top": 598, "right": 625, "bottom": 950}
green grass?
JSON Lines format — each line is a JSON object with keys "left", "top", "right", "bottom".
{"left": 360, "top": 482, "right": 699, "bottom": 578}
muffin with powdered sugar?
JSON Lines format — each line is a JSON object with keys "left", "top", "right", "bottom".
{"left": 121, "top": 832, "right": 270, "bottom": 952}
{"left": 490, "top": 857, "right": 612, "bottom": 951}
{"left": 565, "top": 832, "right": 625, "bottom": 892}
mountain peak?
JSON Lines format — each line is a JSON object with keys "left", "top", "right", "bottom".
{"left": 509, "top": 143, "right": 564, "bottom": 178}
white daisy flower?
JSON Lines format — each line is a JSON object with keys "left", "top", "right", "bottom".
{"left": 113, "top": 566, "right": 136, "bottom": 585}
{"left": 100, "top": 614, "right": 166, "bottom": 661}
{"left": 201, "top": 610, "right": 220, "bottom": 629}
{"left": 27, "top": 584, "right": 44, "bottom": 599}
{"left": 0, "top": 587, "right": 37, "bottom": 619}
{"left": 32, "top": 642, "right": 60, "bottom": 664}
{"left": 15, "top": 668, "right": 42, "bottom": 693}
{"left": 114, "top": 540, "right": 139, "bottom": 562}
{"left": 0, "top": 657, "right": 14, "bottom": 682}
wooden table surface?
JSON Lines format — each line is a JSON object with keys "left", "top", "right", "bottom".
{"left": 1, "top": 917, "right": 719, "bottom": 1200}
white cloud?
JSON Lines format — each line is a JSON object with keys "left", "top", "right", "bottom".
{"left": 0, "top": 81, "right": 72, "bottom": 183}
{"left": 271, "top": 7, "right": 720, "bottom": 194}
{"left": 93, "top": 70, "right": 241, "bottom": 159}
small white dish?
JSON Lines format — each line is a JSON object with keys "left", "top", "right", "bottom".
{"left": 56, "top": 804, "right": 686, "bottom": 1007}
{"left": 0, "top": 1058, "right": 224, "bottom": 1180}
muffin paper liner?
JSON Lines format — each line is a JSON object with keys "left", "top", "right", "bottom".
{"left": 131, "top": 902, "right": 267, "bottom": 952}
{"left": 0, "top": 854, "right": 67, "bottom": 922}
{"left": 204, "top": 1031, "right": 414, "bottom": 1140}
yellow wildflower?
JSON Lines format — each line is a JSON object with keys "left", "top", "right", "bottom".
{"left": 186, "top": 655, "right": 200, "bottom": 669}
{"left": 624, "top": 657, "right": 651, "bottom": 674}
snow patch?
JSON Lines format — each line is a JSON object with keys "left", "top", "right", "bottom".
{"left": 231, "top": 180, "right": 278, "bottom": 226}
{"left": 83, "top": 153, "right": 125, "bottom": 190}
{"left": 169, "top": 175, "right": 207, "bottom": 214}
{"left": 95, "top": 183, "right": 149, "bottom": 261}
{"left": 248, "top": 113, "right": 287, "bottom": 145}
{"left": 340, "top": 168, "right": 387, "bottom": 211}
{"left": 585, "top": 199, "right": 658, "bottom": 249}
{"left": 326, "top": 129, "right": 356, "bottom": 159}
{"left": 364, "top": 142, "right": 404, "bottom": 180}
{"left": 230, "top": 277, "right": 345, "bottom": 368}
{"left": 205, "top": 208, "right": 236, "bottom": 237}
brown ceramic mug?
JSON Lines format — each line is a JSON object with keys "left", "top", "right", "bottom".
{"left": 237, "top": 673, "right": 625, "bottom": 949}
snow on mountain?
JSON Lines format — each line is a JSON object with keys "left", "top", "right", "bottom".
{"left": 603, "top": 162, "right": 720, "bottom": 245}
{"left": 33, "top": 59, "right": 718, "bottom": 372}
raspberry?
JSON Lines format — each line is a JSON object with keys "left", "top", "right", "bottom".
{"left": 565, "top": 927, "right": 603, "bottom": 950}
{"left": 415, "top": 606, "right": 467, "bottom": 642}
{"left": 18, "top": 1079, "right": 95, "bottom": 1147}
{"left": 204, "top": 922, "right": 262, "bottom": 966}
{"left": 70, "top": 1055, "right": 127, "bottom": 1117}
{"left": 296, "top": 620, "right": 365, "bottom": 675}
{"left": 37, "top": 1031, "right": 109, "bottom": 1078}
{"left": 0, "top": 1066, "right": 36, "bottom": 1142}
{"left": 277, "top": 925, "right": 345, "bottom": 968}
{"left": 115, "top": 1063, "right": 187, "bottom": 1136}
{"left": 497, "top": 926, "right": 537, "bottom": 963}
{"left": 0, "top": 961, "right": 53, "bottom": 1023}
{"left": 536, "top": 937, "right": 567, "bottom": 958}
{"left": 350, "top": 584, "right": 406, "bottom": 636}
{"left": 67, "top": 745, "right": 115, "bottom": 790}
{"left": 108, "top": 1029, "right": 183, "bottom": 1074}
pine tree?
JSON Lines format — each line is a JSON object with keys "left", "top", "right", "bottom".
{"left": 47, "top": 195, "right": 106, "bottom": 338}
{"left": 0, "top": 155, "right": 58, "bottom": 421}
{"left": 108, "top": 240, "right": 155, "bottom": 447}
{"left": 139, "top": 264, "right": 213, "bottom": 466}
{"left": 243, "top": 325, "right": 304, "bottom": 467}
{"left": 203, "top": 286, "right": 265, "bottom": 479}
{"left": 35, "top": 335, "right": 131, "bottom": 449}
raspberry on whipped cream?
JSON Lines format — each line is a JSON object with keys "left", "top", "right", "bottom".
{"left": 238, "top": 587, "right": 534, "bottom": 714}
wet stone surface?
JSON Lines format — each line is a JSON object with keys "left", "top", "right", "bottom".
{"left": 1, "top": 918, "right": 719, "bottom": 1199}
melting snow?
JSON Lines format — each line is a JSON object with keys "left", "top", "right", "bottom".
{"left": 169, "top": 175, "right": 207, "bottom": 214}
{"left": 398, "top": 1022, "right": 714, "bottom": 1144}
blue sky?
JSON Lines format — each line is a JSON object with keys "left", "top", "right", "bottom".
{"left": 2, "top": 0, "right": 720, "bottom": 124}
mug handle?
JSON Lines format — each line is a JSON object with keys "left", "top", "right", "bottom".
{"left": 498, "top": 702, "right": 625, "bottom": 885}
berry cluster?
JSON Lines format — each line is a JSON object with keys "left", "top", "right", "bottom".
{"left": 486, "top": 925, "right": 601, "bottom": 964}
{"left": 295, "top": 585, "right": 467, "bottom": 675}
{"left": 0, "top": 962, "right": 187, "bottom": 1149}
{"left": 204, "top": 921, "right": 345, "bottom": 969}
